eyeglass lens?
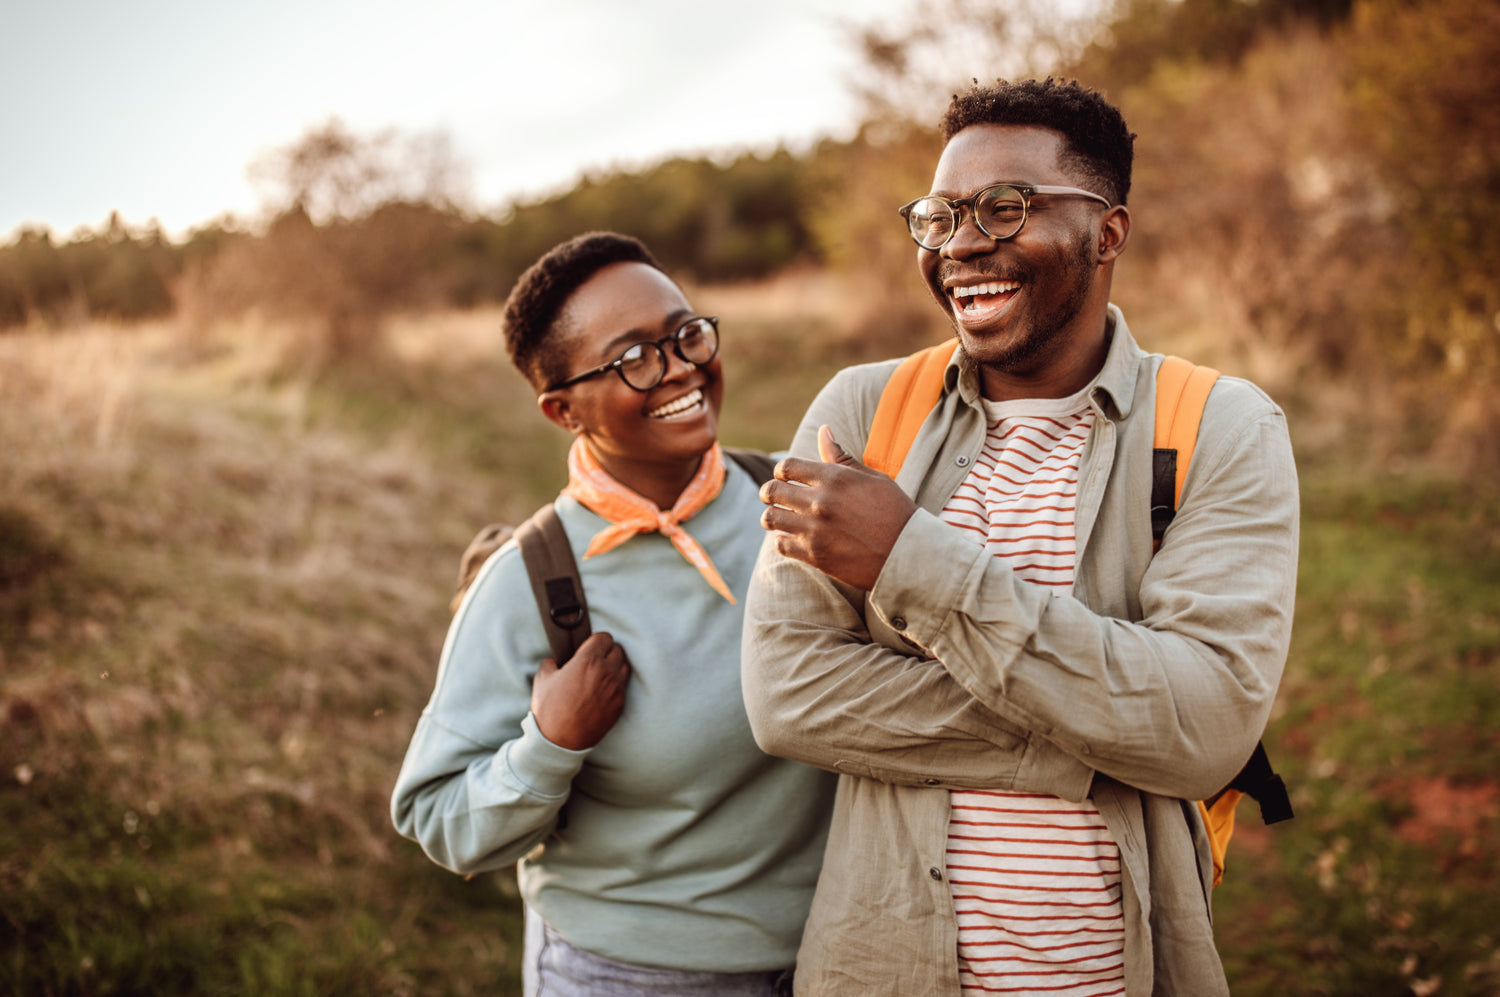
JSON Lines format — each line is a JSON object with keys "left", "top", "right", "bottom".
{"left": 907, "top": 186, "right": 1029, "bottom": 249}
{"left": 616, "top": 318, "right": 718, "bottom": 390}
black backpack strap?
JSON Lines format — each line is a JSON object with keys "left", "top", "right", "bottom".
{"left": 724, "top": 447, "right": 777, "bottom": 485}
{"left": 1150, "top": 448, "right": 1177, "bottom": 548}
{"left": 514, "top": 503, "right": 590, "bottom": 665}
{"left": 1228, "top": 741, "right": 1295, "bottom": 825}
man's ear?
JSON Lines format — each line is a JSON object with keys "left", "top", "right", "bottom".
{"left": 1098, "top": 205, "right": 1131, "bottom": 263}
{"left": 538, "top": 390, "right": 582, "bottom": 434}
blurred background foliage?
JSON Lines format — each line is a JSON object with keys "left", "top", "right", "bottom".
{"left": 4, "top": 0, "right": 1496, "bottom": 469}
{"left": 3, "top": 0, "right": 1499, "bottom": 994}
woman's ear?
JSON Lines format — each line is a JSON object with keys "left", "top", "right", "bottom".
{"left": 539, "top": 390, "right": 583, "bottom": 434}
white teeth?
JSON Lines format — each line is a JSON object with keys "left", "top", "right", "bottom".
{"left": 952, "top": 281, "right": 1019, "bottom": 298}
{"left": 648, "top": 388, "right": 702, "bottom": 418}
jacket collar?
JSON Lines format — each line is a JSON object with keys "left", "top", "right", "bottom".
{"left": 1092, "top": 303, "right": 1144, "bottom": 422}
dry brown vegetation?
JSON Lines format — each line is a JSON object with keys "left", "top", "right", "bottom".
{"left": 0, "top": 312, "right": 541, "bottom": 993}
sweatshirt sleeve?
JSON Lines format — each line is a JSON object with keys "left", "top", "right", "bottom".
{"left": 391, "top": 544, "right": 590, "bottom": 875}
{"left": 741, "top": 365, "right": 1096, "bottom": 800}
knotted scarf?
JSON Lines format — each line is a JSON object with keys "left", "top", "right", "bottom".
{"left": 561, "top": 438, "right": 736, "bottom": 604}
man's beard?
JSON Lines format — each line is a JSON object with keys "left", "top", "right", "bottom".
{"left": 956, "top": 232, "right": 1098, "bottom": 375}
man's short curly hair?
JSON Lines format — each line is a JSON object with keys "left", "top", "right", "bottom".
{"left": 939, "top": 78, "right": 1135, "bottom": 207}
{"left": 503, "top": 231, "right": 666, "bottom": 390}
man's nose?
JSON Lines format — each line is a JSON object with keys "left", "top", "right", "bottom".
{"left": 942, "top": 206, "right": 998, "bottom": 259}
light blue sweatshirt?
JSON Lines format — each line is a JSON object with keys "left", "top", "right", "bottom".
{"left": 391, "top": 460, "right": 836, "bottom": 972}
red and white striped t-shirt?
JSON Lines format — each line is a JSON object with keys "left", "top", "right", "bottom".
{"left": 938, "top": 386, "right": 1126, "bottom": 996}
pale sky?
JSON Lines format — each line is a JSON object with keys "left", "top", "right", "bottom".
{"left": 1, "top": 0, "right": 930, "bottom": 241}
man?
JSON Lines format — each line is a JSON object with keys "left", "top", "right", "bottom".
{"left": 742, "top": 78, "right": 1298, "bottom": 995}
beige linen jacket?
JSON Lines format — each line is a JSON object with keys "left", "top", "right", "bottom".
{"left": 741, "top": 306, "right": 1299, "bottom": 996}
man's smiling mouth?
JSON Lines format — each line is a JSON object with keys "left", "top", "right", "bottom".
{"left": 647, "top": 388, "right": 703, "bottom": 419}
{"left": 950, "top": 280, "right": 1021, "bottom": 316}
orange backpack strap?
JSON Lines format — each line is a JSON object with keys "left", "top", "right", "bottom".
{"left": 1150, "top": 356, "right": 1220, "bottom": 549}
{"left": 1152, "top": 359, "right": 1294, "bottom": 885}
{"left": 1197, "top": 794, "right": 1241, "bottom": 887}
{"left": 863, "top": 341, "right": 955, "bottom": 479}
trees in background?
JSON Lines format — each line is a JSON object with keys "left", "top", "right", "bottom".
{"left": 0, "top": 215, "right": 189, "bottom": 328}
{"left": 1081, "top": 0, "right": 1354, "bottom": 89}
{"left": 1343, "top": 0, "right": 1500, "bottom": 402}
{"left": 1092, "top": 0, "right": 1497, "bottom": 466}
{"left": 0, "top": 120, "right": 820, "bottom": 367}
{"left": 2, "top": 0, "right": 1495, "bottom": 465}
{"left": 174, "top": 120, "right": 474, "bottom": 361}
{"left": 824, "top": 0, "right": 1497, "bottom": 468}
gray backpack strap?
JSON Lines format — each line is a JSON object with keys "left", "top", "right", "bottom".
{"left": 724, "top": 447, "right": 776, "bottom": 485}
{"left": 514, "top": 503, "right": 590, "bottom": 665}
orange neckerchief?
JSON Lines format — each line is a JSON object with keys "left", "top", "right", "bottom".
{"left": 561, "top": 438, "right": 736, "bottom": 604}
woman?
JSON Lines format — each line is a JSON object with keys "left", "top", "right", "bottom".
{"left": 391, "top": 232, "right": 835, "bottom": 996}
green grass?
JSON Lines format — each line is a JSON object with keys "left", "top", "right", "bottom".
{"left": 1, "top": 314, "right": 1497, "bottom": 994}
{"left": 1213, "top": 474, "right": 1500, "bottom": 996}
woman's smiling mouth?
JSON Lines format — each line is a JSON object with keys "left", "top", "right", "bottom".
{"left": 647, "top": 387, "right": 704, "bottom": 419}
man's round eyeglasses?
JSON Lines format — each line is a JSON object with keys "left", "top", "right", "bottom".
{"left": 898, "top": 182, "right": 1113, "bottom": 251}
{"left": 548, "top": 316, "right": 720, "bottom": 392}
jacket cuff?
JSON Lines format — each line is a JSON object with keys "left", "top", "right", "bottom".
{"left": 869, "top": 510, "right": 986, "bottom": 651}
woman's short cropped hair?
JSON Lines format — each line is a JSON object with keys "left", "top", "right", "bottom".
{"left": 503, "top": 231, "right": 665, "bottom": 390}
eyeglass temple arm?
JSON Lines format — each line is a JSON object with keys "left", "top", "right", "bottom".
{"left": 1030, "top": 184, "right": 1114, "bottom": 207}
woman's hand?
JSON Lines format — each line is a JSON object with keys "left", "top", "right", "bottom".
{"left": 530, "top": 631, "right": 630, "bottom": 750}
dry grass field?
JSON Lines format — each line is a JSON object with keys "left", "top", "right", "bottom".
{"left": 2, "top": 271, "right": 1498, "bottom": 994}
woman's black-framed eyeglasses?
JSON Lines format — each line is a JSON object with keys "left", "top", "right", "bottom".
{"left": 548, "top": 316, "right": 720, "bottom": 392}
{"left": 898, "top": 182, "right": 1113, "bottom": 251}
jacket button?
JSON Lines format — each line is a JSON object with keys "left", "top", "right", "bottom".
{"left": 929, "top": 867, "right": 943, "bottom": 881}
{"left": 956, "top": 454, "right": 971, "bottom": 467}
{"left": 924, "top": 778, "right": 941, "bottom": 786}
{"left": 891, "top": 616, "right": 907, "bottom": 631}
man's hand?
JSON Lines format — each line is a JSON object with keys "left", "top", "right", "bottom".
{"left": 759, "top": 424, "right": 920, "bottom": 591}
{"left": 530, "top": 632, "right": 630, "bottom": 750}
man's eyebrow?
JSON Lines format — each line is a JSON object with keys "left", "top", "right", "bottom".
{"left": 597, "top": 308, "right": 694, "bottom": 357}
{"left": 931, "top": 180, "right": 1032, "bottom": 197}
{"left": 922, "top": 187, "right": 974, "bottom": 201}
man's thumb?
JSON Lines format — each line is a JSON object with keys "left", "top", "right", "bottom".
{"left": 817, "top": 424, "right": 860, "bottom": 466}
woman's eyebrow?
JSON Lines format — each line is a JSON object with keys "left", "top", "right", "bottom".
{"left": 597, "top": 308, "right": 694, "bottom": 356}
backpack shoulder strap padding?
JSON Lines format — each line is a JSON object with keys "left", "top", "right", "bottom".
{"left": 863, "top": 341, "right": 955, "bottom": 479}
{"left": 514, "top": 502, "right": 590, "bottom": 666}
{"left": 1151, "top": 356, "right": 1220, "bottom": 548}
{"left": 1154, "top": 356, "right": 1221, "bottom": 502}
